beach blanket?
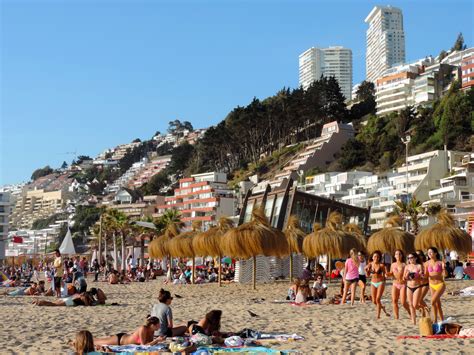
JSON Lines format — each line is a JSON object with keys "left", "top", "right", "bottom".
{"left": 106, "top": 344, "right": 168, "bottom": 353}
{"left": 192, "top": 346, "right": 300, "bottom": 354}
{"left": 397, "top": 334, "right": 474, "bottom": 340}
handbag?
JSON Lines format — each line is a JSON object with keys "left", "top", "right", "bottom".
{"left": 419, "top": 317, "right": 433, "bottom": 336}
{"left": 432, "top": 322, "right": 445, "bottom": 335}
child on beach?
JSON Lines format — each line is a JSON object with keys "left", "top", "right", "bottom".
{"left": 150, "top": 289, "right": 187, "bottom": 337}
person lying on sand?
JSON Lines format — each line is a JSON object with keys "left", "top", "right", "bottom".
{"left": 2, "top": 282, "right": 40, "bottom": 296}
{"left": 188, "top": 310, "right": 230, "bottom": 338}
{"left": 94, "top": 316, "right": 164, "bottom": 346}
{"left": 32, "top": 292, "right": 94, "bottom": 307}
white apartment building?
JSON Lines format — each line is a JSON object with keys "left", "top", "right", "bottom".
{"left": 0, "top": 191, "right": 10, "bottom": 260}
{"left": 365, "top": 6, "right": 406, "bottom": 83}
{"left": 299, "top": 46, "right": 352, "bottom": 100}
{"left": 303, "top": 171, "right": 372, "bottom": 200}
{"left": 105, "top": 159, "right": 148, "bottom": 194}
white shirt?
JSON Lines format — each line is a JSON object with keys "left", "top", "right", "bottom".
{"left": 358, "top": 261, "right": 367, "bottom": 275}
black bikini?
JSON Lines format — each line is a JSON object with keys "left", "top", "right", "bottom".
{"left": 116, "top": 333, "right": 126, "bottom": 345}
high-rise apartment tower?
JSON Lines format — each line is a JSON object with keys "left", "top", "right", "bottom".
{"left": 365, "top": 5, "right": 406, "bottom": 82}
{"left": 299, "top": 46, "right": 352, "bottom": 100}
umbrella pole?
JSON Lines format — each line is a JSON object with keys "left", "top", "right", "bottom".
{"left": 289, "top": 250, "right": 293, "bottom": 283}
{"left": 253, "top": 255, "right": 257, "bottom": 290}
{"left": 218, "top": 255, "right": 222, "bottom": 287}
{"left": 328, "top": 254, "right": 331, "bottom": 285}
{"left": 192, "top": 257, "right": 195, "bottom": 284}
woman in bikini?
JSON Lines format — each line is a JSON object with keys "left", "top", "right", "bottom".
{"left": 416, "top": 250, "right": 430, "bottom": 314}
{"left": 387, "top": 249, "right": 410, "bottom": 320}
{"left": 188, "top": 310, "right": 225, "bottom": 337}
{"left": 403, "top": 252, "right": 425, "bottom": 325}
{"left": 94, "top": 316, "right": 163, "bottom": 346}
{"left": 365, "top": 250, "right": 389, "bottom": 319}
{"left": 341, "top": 248, "right": 359, "bottom": 306}
{"left": 425, "top": 247, "right": 446, "bottom": 323}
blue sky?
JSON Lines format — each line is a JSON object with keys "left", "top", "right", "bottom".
{"left": 1, "top": 0, "right": 472, "bottom": 185}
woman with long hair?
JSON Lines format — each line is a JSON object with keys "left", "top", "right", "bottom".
{"left": 188, "top": 310, "right": 223, "bottom": 337}
{"left": 357, "top": 252, "right": 368, "bottom": 304}
{"left": 72, "top": 330, "right": 95, "bottom": 355}
{"left": 365, "top": 250, "right": 389, "bottom": 319}
{"left": 416, "top": 250, "right": 430, "bottom": 314}
{"left": 341, "top": 248, "right": 360, "bottom": 306}
{"left": 425, "top": 247, "right": 446, "bottom": 322}
{"left": 388, "top": 249, "right": 410, "bottom": 319}
{"left": 403, "top": 253, "right": 425, "bottom": 325}
{"left": 94, "top": 316, "right": 162, "bottom": 346}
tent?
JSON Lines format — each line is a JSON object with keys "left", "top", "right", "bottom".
{"left": 59, "top": 228, "right": 76, "bottom": 255}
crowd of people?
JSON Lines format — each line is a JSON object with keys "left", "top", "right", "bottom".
{"left": 286, "top": 246, "right": 471, "bottom": 325}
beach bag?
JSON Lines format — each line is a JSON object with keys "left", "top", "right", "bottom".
{"left": 419, "top": 317, "right": 433, "bottom": 336}
{"left": 190, "top": 333, "right": 212, "bottom": 346}
{"left": 432, "top": 322, "right": 445, "bottom": 335}
{"left": 224, "top": 336, "right": 245, "bottom": 347}
{"left": 444, "top": 323, "right": 462, "bottom": 335}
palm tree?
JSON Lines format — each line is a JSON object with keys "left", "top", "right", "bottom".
{"left": 394, "top": 196, "right": 423, "bottom": 234}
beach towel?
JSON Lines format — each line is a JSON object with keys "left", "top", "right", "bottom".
{"left": 0, "top": 271, "right": 8, "bottom": 282}
{"left": 397, "top": 334, "right": 474, "bottom": 340}
{"left": 105, "top": 344, "right": 168, "bottom": 353}
{"left": 192, "top": 346, "right": 300, "bottom": 354}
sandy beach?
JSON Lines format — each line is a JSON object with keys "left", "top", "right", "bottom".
{"left": 1, "top": 278, "right": 473, "bottom": 354}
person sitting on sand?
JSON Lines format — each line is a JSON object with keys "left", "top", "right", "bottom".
{"left": 312, "top": 275, "right": 327, "bottom": 301}
{"left": 108, "top": 271, "right": 119, "bottom": 285}
{"left": 295, "top": 279, "right": 311, "bottom": 303}
{"left": 33, "top": 292, "right": 93, "bottom": 307}
{"left": 287, "top": 278, "right": 301, "bottom": 301}
{"left": 188, "top": 310, "right": 225, "bottom": 337}
{"left": 86, "top": 287, "right": 107, "bottom": 305}
{"left": 94, "top": 316, "right": 164, "bottom": 346}
{"left": 70, "top": 330, "right": 99, "bottom": 355}
{"left": 151, "top": 289, "right": 187, "bottom": 337}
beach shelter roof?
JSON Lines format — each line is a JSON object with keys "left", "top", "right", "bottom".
{"left": 193, "top": 217, "right": 234, "bottom": 257}
{"left": 59, "top": 228, "right": 76, "bottom": 255}
{"left": 168, "top": 221, "right": 202, "bottom": 258}
{"left": 148, "top": 223, "right": 180, "bottom": 259}
{"left": 302, "top": 212, "right": 363, "bottom": 259}
{"left": 284, "top": 215, "right": 305, "bottom": 254}
{"left": 221, "top": 207, "right": 289, "bottom": 259}
{"left": 415, "top": 211, "right": 472, "bottom": 255}
{"left": 367, "top": 216, "right": 414, "bottom": 255}
{"left": 344, "top": 223, "right": 367, "bottom": 253}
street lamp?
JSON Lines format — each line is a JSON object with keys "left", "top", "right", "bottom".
{"left": 401, "top": 135, "right": 411, "bottom": 199}
{"left": 401, "top": 135, "right": 411, "bottom": 232}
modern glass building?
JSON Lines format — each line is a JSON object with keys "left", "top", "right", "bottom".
{"left": 239, "top": 179, "right": 370, "bottom": 234}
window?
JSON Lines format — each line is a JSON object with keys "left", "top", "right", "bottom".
{"left": 243, "top": 200, "right": 254, "bottom": 223}
{"left": 271, "top": 196, "right": 285, "bottom": 227}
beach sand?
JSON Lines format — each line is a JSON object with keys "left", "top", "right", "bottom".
{"left": 1, "top": 278, "right": 473, "bottom": 354}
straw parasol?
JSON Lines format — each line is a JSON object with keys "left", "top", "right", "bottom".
{"left": 193, "top": 217, "right": 234, "bottom": 287}
{"left": 284, "top": 215, "right": 306, "bottom": 282}
{"left": 367, "top": 215, "right": 415, "bottom": 255}
{"left": 415, "top": 210, "right": 472, "bottom": 256}
{"left": 148, "top": 223, "right": 180, "bottom": 259}
{"left": 344, "top": 223, "right": 367, "bottom": 253}
{"left": 168, "top": 221, "right": 202, "bottom": 283}
{"left": 303, "top": 212, "right": 364, "bottom": 281}
{"left": 221, "top": 207, "right": 289, "bottom": 289}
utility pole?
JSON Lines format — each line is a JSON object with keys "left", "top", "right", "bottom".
{"left": 98, "top": 214, "right": 102, "bottom": 265}
{"left": 401, "top": 134, "right": 411, "bottom": 231}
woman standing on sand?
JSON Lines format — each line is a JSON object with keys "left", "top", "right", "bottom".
{"left": 425, "top": 247, "right": 446, "bottom": 323}
{"left": 403, "top": 253, "right": 425, "bottom": 325}
{"left": 341, "top": 248, "right": 359, "bottom": 306}
{"left": 365, "top": 250, "right": 390, "bottom": 319}
{"left": 387, "top": 250, "right": 410, "bottom": 320}
{"left": 357, "top": 252, "right": 367, "bottom": 304}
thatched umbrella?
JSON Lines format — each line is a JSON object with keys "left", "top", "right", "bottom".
{"left": 367, "top": 216, "right": 415, "bottom": 255}
{"left": 148, "top": 223, "right": 180, "bottom": 259}
{"left": 303, "top": 212, "right": 364, "bottom": 282}
{"left": 415, "top": 211, "right": 472, "bottom": 256}
{"left": 344, "top": 223, "right": 367, "bottom": 253}
{"left": 193, "top": 217, "right": 234, "bottom": 287}
{"left": 168, "top": 221, "right": 202, "bottom": 283}
{"left": 284, "top": 215, "right": 305, "bottom": 282}
{"left": 221, "top": 207, "right": 289, "bottom": 290}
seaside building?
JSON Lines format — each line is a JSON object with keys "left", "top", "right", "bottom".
{"left": 109, "top": 191, "right": 164, "bottom": 220}
{"left": 365, "top": 6, "right": 406, "bottom": 83}
{"left": 461, "top": 48, "right": 474, "bottom": 90}
{"left": 299, "top": 46, "right": 353, "bottom": 100}
{"left": 274, "top": 121, "right": 354, "bottom": 183}
{"left": 130, "top": 155, "right": 172, "bottom": 188}
{"left": 111, "top": 142, "right": 142, "bottom": 161}
{"left": 9, "top": 189, "right": 67, "bottom": 230}
{"left": 0, "top": 191, "right": 11, "bottom": 260}
{"left": 157, "top": 172, "right": 235, "bottom": 230}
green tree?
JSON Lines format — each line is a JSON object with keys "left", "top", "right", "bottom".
{"left": 169, "top": 142, "right": 195, "bottom": 175}
{"left": 61, "top": 161, "right": 68, "bottom": 169}
{"left": 76, "top": 155, "right": 92, "bottom": 165}
{"left": 140, "top": 170, "right": 170, "bottom": 195}
{"left": 31, "top": 166, "right": 54, "bottom": 181}
{"left": 451, "top": 32, "right": 466, "bottom": 51}
{"left": 338, "top": 138, "right": 366, "bottom": 170}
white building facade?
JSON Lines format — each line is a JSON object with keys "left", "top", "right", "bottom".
{"left": 365, "top": 6, "right": 406, "bottom": 83}
{"left": 0, "top": 191, "right": 10, "bottom": 260}
{"left": 299, "top": 46, "right": 352, "bottom": 100}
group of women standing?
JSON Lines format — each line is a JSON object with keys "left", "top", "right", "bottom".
{"left": 341, "top": 247, "right": 446, "bottom": 324}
